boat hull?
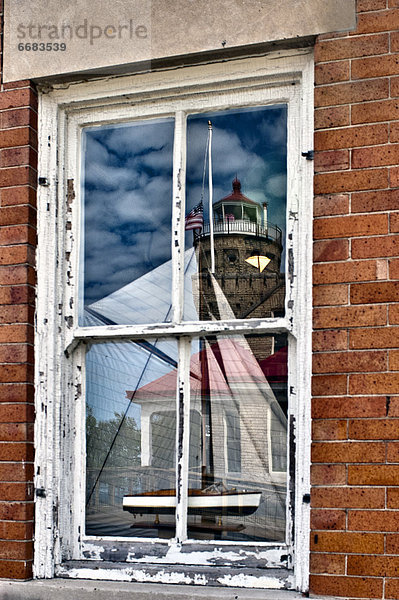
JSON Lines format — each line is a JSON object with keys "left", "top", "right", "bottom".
{"left": 123, "top": 491, "right": 261, "bottom": 516}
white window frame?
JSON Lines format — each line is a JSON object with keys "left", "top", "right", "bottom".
{"left": 34, "top": 49, "right": 313, "bottom": 591}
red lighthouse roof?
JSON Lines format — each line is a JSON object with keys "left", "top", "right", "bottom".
{"left": 218, "top": 177, "right": 258, "bottom": 206}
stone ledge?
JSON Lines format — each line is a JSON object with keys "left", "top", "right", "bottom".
{"left": 0, "top": 579, "right": 339, "bottom": 600}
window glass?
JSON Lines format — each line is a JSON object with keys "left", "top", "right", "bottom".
{"left": 184, "top": 106, "right": 287, "bottom": 322}
{"left": 187, "top": 333, "right": 288, "bottom": 542}
{"left": 85, "top": 339, "right": 178, "bottom": 538}
{"left": 81, "top": 118, "right": 174, "bottom": 326}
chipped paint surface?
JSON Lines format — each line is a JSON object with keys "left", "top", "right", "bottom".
{"left": 57, "top": 566, "right": 207, "bottom": 585}
{"left": 35, "top": 51, "right": 313, "bottom": 592}
{"left": 217, "top": 574, "right": 285, "bottom": 589}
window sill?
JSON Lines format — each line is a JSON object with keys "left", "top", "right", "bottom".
{"left": 0, "top": 579, "right": 337, "bottom": 600}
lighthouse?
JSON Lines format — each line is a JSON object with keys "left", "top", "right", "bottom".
{"left": 194, "top": 177, "right": 285, "bottom": 331}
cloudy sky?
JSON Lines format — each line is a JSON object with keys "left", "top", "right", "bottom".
{"left": 82, "top": 105, "right": 287, "bottom": 308}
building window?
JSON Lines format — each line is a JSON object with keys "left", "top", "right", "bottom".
{"left": 35, "top": 50, "right": 313, "bottom": 590}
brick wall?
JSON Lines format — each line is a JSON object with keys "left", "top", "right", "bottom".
{"left": 311, "top": 1, "right": 399, "bottom": 598}
{"left": 0, "top": 0, "right": 37, "bottom": 580}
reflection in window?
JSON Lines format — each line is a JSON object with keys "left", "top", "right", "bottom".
{"left": 184, "top": 106, "right": 287, "bottom": 322}
{"left": 81, "top": 117, "right": 174, "bottom": 326}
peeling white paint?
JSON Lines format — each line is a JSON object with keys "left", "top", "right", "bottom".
{"left": 36, "top": 50, "right": 313, "bottom": 592}
{"left": 57, "top": 566, "right": 206, "bottom": 585}
{"left": 217, "top": 574, "right": 285, "bottom": 589}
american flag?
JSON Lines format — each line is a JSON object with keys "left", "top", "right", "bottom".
{"left": 185, "top": 201, "right": 204, "bottom": 231}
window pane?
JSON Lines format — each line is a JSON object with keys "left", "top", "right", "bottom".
{"left": 183, "top": 106, "right": 287, "bottom": 322}
{"left": 187, "top": 333, "right": 288, "bottom": 542}
{"left": 85, "top": 339, "right": 178, "bottom": 538}
{"left": 81, "top": 118, "right": 174, "bottom": 326}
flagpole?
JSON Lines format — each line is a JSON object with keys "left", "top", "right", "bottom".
{"left": 208, "top": 121, "right": 215, "bottom": 274}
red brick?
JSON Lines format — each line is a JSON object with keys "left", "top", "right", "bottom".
{"left": 0, "top": 128, "right": 36, "bottom": 149}
{"left": 390, "top": 165, "right": 399, "bottom": 187}
{"left": 349, "top": 419, "right": 399, "bottom": 440}
{"left": 309, "top": 553, "right": 345, "bottom": 575}
{"left": 0, "top": 482, "right": 33, "bottom": 502}
{"left": 0, "top": 463, "right": 34, "bottom": 482}
{"left": 310, "top": 464, "right": 347, "bottom": 485}
{"left": 352, "top": 235, "right": 399, "bottom": 258}
{"left": 313, "top": 350, "right": 386, "bottom": 374}
{"left": 348, "top": 509, "right": 399, "bottom": 532}
{"left": 0, "top": 89, "right": 36, "bottom": 111}
{"left": 387, "top": 442, "right": 399, "bottom": 462}
{"left": 350, "top": 326, "right": 399, "bottom": 349}
{"left": 312, "top": 329, "right": 348, "bottom": 351}
{"left": 313, "top": 239, "right": 349, "bottom": 262}
{"left": 0, "top": 540, "right": 33, "bottom": 560}
{"left": 390, "top": 121, "right": 399, "bottom": 143}
{"left": 349, "top": 465, "right": 399, "bottom": 486}
{"left": 0, "top": 166, "right": 36, "bottom": 188}
{"left": 387, "top": 533, "right": 399, "bottom": 552}
{"left": 348, "top": 555, "right": 399, "bottom": 577}
{"left": 352, "top": 99, "right": 399, "bottom": 124}
{"left": 313, "top": 194, "right": 349, "bottom": 217}
{"left": 315, "top": 106, "right": 350, "bottom": 130}
{"left": 390, "top": 75, "right": 399, "bottom": 98}
{"left": 314, "top": 215, "right": 388, "bottom": 241}
{"left": 0, "top": 521, "right": 33, "bottom": 540}
{"left": 0, "top": 443, "right": 34, "bottom": 461}
{"left": 0, "top": 225, "right": 36, "bottom": 245}
{"left": 0, "top": 325, "right": 34, "bottom": 345}
{"left": 390, "top": 0, "right": 399, "bottom": 7}
{"left": 313, "top": 284, "right": 348, "bottom": 306}
{"left": 312, "top": 441, "right": 385, "bottom": 463}
{"left": 358, "top": 0, "right": 388, "bottom": 10}
{"left": 0, "top": 265, "right": 35, "bottom": 286}
{"left": 388, "top": 488, "right": 399, "bottom": 508}
{"left": 0, "top": 404, "right": 34, "bottom": 422}
{"left": 0, "top": 245, "right": 34, "bottom": 266}
{"left": 0, "top": 502, "right": 34, "bottom": 521}
{"left": 315, "top": 169, "right": 388, "bottom": 195}
{"left": 0, "top": 305, "right": 34, "bottom": 324}
{"left": 315, "top": 61, "right": 349, "bottom": 85}
{"left": 351, "top": 281, "right": 399, "bottom": 304}
{"left": 0, "top": 107, "right": 37, "bottom": 130}
{"left": 0, "top": 186, "right": 36, "bottom": 209}
{"left": 315, "top": 79, "right": 389, "bottom": 108}
{"left": 390, "top": 304, "right": 399, "bottom": 324}
{"left": 312, "top": 420, "right": 347, "bottom": 441}
{"left": 310, "top": 509, "right": 346, "bottom": 530}
{"left": 309, "top": 531, "right": 384, "bottom": 553}
{"left": 355, "top": 9, "right": 399, "bottom": 34}
{"left": 311, "top": 487, "right": 385, "bottom": 509}
{"left": 0, "top": 286, "right": 35, "bottom": 306}
{"left": 312, "top": 396, "right": 387, "bottom": 419}
{"left": 313, "top": 261, "right": 379, "bottom": 285}
{"left": 314, "top": 305, "right": 386, "bottom": 329}
{"left": 0, "top": 146, "right": 37, "bottom": 169}
{"left": 389, "top": 258, "right": 399, "bottom": 279}
{"left": 314, "top": 150, "right": 349, "bottom": 172}
{"left": 391, "top": 212, "right": 399, "bottom": 232}
{"left": 390, "top": 349, "right": 399, "bottom": 370}
{"left": 0, "top": 422, "right": 33, "bottom": 442}
{"left": 312, "top": 375, "right": 347, "bottom": 396}
{"left": 315, "top": 33, "right": 388, "bottom": 61}
{"left": 350, "top": 373, "right": 399, "bottom": 394}
{"left": 0, "top": 364, "right": 34, "bottom": 383}
{"left": 352, "top": 54, "right": 399, "bottom": 80}
{"left": 352, "top": 144, "right": 399, "bottom": 168}
{"left": 0, "top": 384, "right": 33, "bottom": 403}
{"left": 0, "top": 344, "right": 33, "bottom": 364}
{"left": 315, "top": 124, "right": 388, "bottom": 151}
{"left": 0, "top": 206, "right": 36, "bottom": 227}
{"left": 387, "top": 579, "right": 399, "bottom": 600}
{"left": 0, "top": 560, "right": 32, "bottom": 579}
{"left": 351, "top": 189, "right": 399, "bottom": 213}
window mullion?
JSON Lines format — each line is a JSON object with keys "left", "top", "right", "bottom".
{"left": 171, "top": 110, "right": 186, "bottom": 323}
{"left": 175, "top": 336, "right": 191, "bottom": 542}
